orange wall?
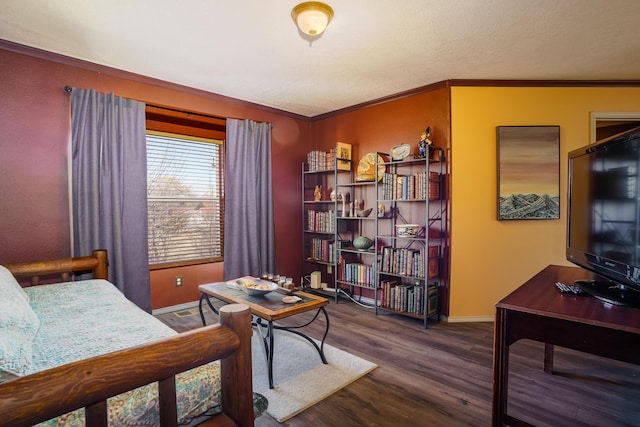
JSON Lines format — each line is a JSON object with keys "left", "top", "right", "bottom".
{"left": 0, "top": 45, "right": 310, "bottom": 310}
{"left": 449, "top": 86, "right": 640, "bottom": 320}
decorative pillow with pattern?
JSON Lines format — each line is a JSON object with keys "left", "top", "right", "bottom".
{"left": 0, "top": 265, "right": 30, "bottom": 302}
{"left": 0, "top": 266, "right": 40, "bottom": 376}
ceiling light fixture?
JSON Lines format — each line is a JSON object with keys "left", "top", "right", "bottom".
{"left": 291, "top": 2, "right": 334, "bottom": 37}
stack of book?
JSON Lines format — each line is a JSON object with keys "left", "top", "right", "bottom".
{"left": 308, "top": 238, "right": 335, "bottom": 263}
{"left": 379, "top": 245, "right": 440, "bottom": 278}
{"left": 337, "top": 257, "right": 374, "bottom": 287}
{"left": 306, "top": 150, "right": 334, "bottom": 172}
{"left": 380, "top": 171, "right": 440, "bottom": 200}
{"left": 378, "top": 280, "right": 425, "bottom": 314}
{"left": 306, "top": 142, "right": 352, "bottom": 172}
{"left": 379, "top": 246, "right": 424, "bottom": 277}
{"left": 306, "top": 209, "right": 335, "bottom": 233}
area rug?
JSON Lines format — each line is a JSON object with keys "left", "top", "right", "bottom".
{"left": 251, "top": 330, "right": 377, "bottom": 422}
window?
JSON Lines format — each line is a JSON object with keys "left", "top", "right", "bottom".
{"left": 146, "top": 131, "right": 224, "bottom": 267}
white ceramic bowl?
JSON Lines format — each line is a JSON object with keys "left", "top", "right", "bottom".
{"left": 396, "top": 224, "right": 420, "bottom": 237}
{"left": 236, "top": 278, "right": 278, "bottom": 296}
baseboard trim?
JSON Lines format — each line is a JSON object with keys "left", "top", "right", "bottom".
{"left": 152, "top": 300, "right": 199, "bottom": 316}
{"left": 446, "top": 315, "right": 494, "bottom": 323}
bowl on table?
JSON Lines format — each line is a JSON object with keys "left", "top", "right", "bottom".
{"left": 236, "top": 277, "right": 279, "bottom": 296}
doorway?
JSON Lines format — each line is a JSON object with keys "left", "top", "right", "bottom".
{"left": 590, "top": 111, "right": 640, "bottom": 143}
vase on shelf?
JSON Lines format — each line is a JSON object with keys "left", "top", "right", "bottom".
{"left": 353, "top": 236, "right": 373, "bottom": 251}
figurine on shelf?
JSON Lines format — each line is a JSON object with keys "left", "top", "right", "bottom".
{"left": 314, "top": 185, "right": 322, "bottom": 201}
{"left": 378, "top": 203, "right": 385, "bottom": 218}
{"left": 341, "top": 194, "right": 348, "bottom": 217}
{"left": 417, "top": 126, "right": 433, "bottom": 159}
{"left": 330, "top": 190, "right": 344, "bottom": 202}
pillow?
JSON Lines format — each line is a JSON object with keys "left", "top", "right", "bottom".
{"left": 0, "top": 267, "right": 40, "bottom": 376}
{"left": 0, "top": 265, "right": 30, "bottom": 302}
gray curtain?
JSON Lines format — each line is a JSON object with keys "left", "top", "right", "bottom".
{"left": 224, "top": 119, "right": 276, "bottom": 280}
{"left": 70, "top": 88, "right": 152, "bottom": 312}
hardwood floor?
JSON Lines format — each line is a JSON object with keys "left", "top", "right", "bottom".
{"left": 156, "top": 299, "right": 640, "bottom": 426}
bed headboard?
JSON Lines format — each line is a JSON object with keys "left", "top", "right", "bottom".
{"left": 4, "top": 249, "right": 108, "bottom": 286}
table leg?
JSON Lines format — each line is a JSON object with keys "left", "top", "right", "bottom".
{"left": 254, "top": 307, "right": 330, "bottom": 389}
{"left": 492, "top": 307, "right": 509, "bottom": 426}
{"left": 251, "top": 318, "right": 276, "bottom": 389}
{"left": 198, "top": 293, "right": 219, "bottom": 326}
{"left": 252, "top": 318, "right": 273, "bottom": 388}
{"left": 544, "top": 343, "right": 555, "bottom": 373}
{"left": 273, "top": 307, "right": 330, "bottom": 364}
{"left": 268, "top": 320, "right": 275, "bottom": 389}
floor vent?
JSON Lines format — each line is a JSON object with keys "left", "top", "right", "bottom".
{"left": 173, "top": 308, "right": 201, "bottom": 318}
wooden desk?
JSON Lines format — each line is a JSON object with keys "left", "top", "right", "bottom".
{"left": 492, "top": 265, "right": 640, "bottom": 426}
{"left": 199, "top": 282, "right": 330, "bottom": 389}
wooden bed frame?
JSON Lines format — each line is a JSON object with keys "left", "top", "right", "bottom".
{"left": 0, "top": 250, "right": 254, "bottom": 427}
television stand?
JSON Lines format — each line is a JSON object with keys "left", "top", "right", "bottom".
{"left": 493, "top": 265, "right": 640, "bottom": 425}
{"left": 574, "top": 279, "right": 640, "bottom": 308}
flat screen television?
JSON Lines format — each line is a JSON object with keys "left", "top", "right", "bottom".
{"left": 567, "top": 125, "right": 640, "bottom": 307}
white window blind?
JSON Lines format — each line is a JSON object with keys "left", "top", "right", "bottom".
{"left": 146, "top": 131, "right": 224, "bottom": 265}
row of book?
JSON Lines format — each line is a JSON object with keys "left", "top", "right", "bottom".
{"left": 307, "top": 150, "right": 335, "bottom": 172}
{"left": 337, "top": 257, "right": 375, "bottom": 287}
{"left": 307, "top": 237, "right": 335, "bottom": 263}
{"left": 378, "top": 245, "right": 440, "bottom": 278}
{"left": 305, "top": 209, "right": 335, "bottom": 233}
{"left": 380, "top": 171, "right": 440, "bottom": 200}
{"left": 307, "top": 143, "right": 352, "bottom": 172}
{"left": 378, "top": 280, "right": 426, "bottom": 314}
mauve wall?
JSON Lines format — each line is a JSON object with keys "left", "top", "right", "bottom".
{"left": 0, "top": 44, "right": 310, "bottom": 310}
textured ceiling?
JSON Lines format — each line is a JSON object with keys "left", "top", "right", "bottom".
{"left": 1, "top": 0, "right": 640, "bottom": 117}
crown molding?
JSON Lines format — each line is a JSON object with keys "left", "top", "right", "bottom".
{"left": 0, "top": 39, "right": 312, "bottom": 122}
{"left": 310, "top": 80, "right": 450, "bottom": 121}
{"left": 4, "top": 39, "right": 640, "bottom": 122}
{"left": 449, "top": 79, "right": 640, "bottom": 87}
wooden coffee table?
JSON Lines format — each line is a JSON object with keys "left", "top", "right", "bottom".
{"left": 198, "top": 282, "right": 330, "bottom": 388}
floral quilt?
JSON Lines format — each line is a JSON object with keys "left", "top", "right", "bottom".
{"left": 22, "top": 280, "right": 221, "bottom": 426}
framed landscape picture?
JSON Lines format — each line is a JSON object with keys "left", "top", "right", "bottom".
{"left": 497, "top": 126, "right": 560, "bottom": 220}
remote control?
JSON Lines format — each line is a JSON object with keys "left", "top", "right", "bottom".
{"left": 555, "top": 281, "right": 586, "bottom": 296}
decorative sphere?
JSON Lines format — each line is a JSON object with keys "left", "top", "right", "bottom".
{"left": 353, "top": 236, "right": 373, "bottom": 250}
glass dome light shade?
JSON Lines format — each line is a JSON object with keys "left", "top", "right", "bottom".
{"left": 292, "top": 2, "right": 334, "bottom": 36}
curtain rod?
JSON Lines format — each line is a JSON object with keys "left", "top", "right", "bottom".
{"left": 64, "top": 86, "right": 272, "bottom": 126}
{"left": 146, "top": 103, "right": 227, "bottom": 122}
{"left": 64, "top": 86, "right": 225, "bottom": 121}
